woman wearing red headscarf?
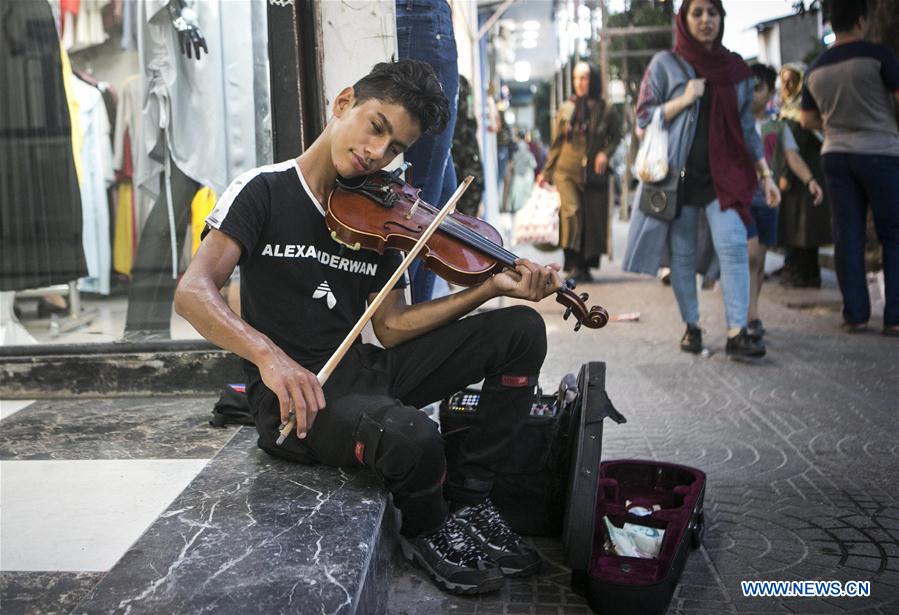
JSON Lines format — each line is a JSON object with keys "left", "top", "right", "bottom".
{"left": 623, "top": 0, "right": 779, "bottom": 359}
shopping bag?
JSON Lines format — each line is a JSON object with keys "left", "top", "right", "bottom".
{"left": 511, "top": 184, "right": 559, "bottom": 248}
{"left": 633, "top": 108, "right": 669, "bottom": 183}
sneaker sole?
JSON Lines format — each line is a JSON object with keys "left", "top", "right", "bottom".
{"left": 399, "top": 537, "right": 505, "bottom": 595}
{"left": 453, "top": 518, "right": 543, "bottom": 578}
{"left": 500, "top": 559, "right": 542, "bottom": 577}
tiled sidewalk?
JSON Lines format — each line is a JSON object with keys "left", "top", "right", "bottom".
{"left": 388, "top": 244, "right": 899, "bottom": 614}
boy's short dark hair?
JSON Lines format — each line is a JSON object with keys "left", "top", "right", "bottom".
{"left": 352, "top": 60, "right": 450, "bottom": 136}
{"left": 750, "top": 63, "right": 777, "bottom": 93}
{"left": 829, "top": 0, "right": 867, "bottom": 33}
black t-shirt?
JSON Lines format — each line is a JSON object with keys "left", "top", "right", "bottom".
{"left": 681, "top": 89, "right": 716, "bottom": 206}
{"left": 206, "top": 159, "right": 406, "bottom": 373}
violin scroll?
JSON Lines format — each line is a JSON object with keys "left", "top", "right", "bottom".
{"left": 555, "top": 285, "right": 609, "bottom": 331}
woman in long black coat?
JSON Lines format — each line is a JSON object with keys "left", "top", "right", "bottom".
{"left": 777, "top": 63, "right": 832, "bottom": 287}
{"left": 540, "top": 61, "right": 622, "bottom": 282}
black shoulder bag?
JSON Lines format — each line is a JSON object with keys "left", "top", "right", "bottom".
{"left": 637, "top": 52, "right": 693, "bottom": 222}
{"left": 584, "top": 100, "right": 610, "bottom": 189}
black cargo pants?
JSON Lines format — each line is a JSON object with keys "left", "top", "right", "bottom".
{"left": 249, "top": 305, "right": 547, "bottom": 537}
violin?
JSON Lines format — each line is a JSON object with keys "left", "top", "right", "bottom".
{"left": 326, "top": 168, "right": 609, "bottom": 331}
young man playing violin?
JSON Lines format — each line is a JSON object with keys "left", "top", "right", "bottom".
{"left": 174, "top": 60, "right": 562, "bottom": 595}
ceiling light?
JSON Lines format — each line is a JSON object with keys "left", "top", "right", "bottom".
{"left": 514, "top": 61, "right": 531, "bottom": 82}
{"left": 522, "top": 30, "right": 539, "bottom": 40}
{"left": 522, "top": 20, "right": 540, "bottom": 30}
{"left": 521, "top": 39, "right": 538, "bottom": 49}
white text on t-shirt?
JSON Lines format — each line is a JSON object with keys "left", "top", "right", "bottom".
{"left": 260, "top": 243, "right": 379, "bottom": 276}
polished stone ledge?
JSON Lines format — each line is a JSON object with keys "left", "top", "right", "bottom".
{"left": 72, "top": 428, "right": 391, "bottom": 615}
{"left": 0, "top": 397, "right": 233, "bottom": 460}
{"left": 0, "top": 571, "right": 103, "bottom": 615}
{"left": 0, "top": 343, "right": 243, "bottom": 399}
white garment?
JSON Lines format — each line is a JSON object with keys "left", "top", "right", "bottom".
{"left": 68, "top": 0, "right": 111, "bottom": 52}
{"left": 135, "top": 0, "right": 257, "bottom": 199}
{"left": 73, "top": 77, "right": 114, "bottom": 295}
{"left": 113, "top": 75, "right": 154, "bottom": 230}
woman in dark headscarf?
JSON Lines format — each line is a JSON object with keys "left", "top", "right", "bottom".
{"left": 622, "top": 0, "right": 780, "bottom": 358}
{"left": 540, "top": 60, "right": 622, "bottom": 282}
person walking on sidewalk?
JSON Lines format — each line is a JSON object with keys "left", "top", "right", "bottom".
{"left": 801, "top": 0, "right": 899, "bottom": 337}
{"left": 623, "top": 0, "right": 779, "bottom": 358}
{"left": 747, "top": 63, "right": 824, "bottom": 340}
{"left": 174, "top": 61, "right": 559, "bottom": 595}
{"left": 777, "top": 63, "right": 832, "bottom": 288}
{"left": 540, "top": 61, "right": 622, "bottom": 282}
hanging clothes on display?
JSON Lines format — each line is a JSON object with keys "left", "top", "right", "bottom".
{"left": 0, "top": 0, "right": 87, "bottom": 292}
{"left": 135, "top": 0, "right": 257, "bottom": 200}
{"left": 112, "top": 75, "right": 152, "bottom": 278}
{"left": 72, "top": 75, "right": 114, "bottom": 295}
{"left": 62, "top": 0, "right": 111, "bottom": 52}
{"left": 113, "top": 169, "right": 135, "bottom": 277}
{"left": 125, "top": 0, "right": 263, "bottom": 337}
{"left": 190, "top": 187, "right": 217, "bottom": 257}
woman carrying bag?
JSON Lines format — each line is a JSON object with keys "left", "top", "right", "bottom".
{"left": 622, "top": 0, "right": 779, "bottom": 358}
{"left": 539, "top": 61, "right": 622, "bottom": 283}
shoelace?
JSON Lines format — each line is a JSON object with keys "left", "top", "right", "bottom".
{"left": 459, "top": 499, "right": 520, "bottom": 551}
{"left": 426, "top": 517, "right": 489, "bottom": 567}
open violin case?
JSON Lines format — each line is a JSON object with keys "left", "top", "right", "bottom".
{"left": 441, "top": 362, "right": 706, "bottom": 615}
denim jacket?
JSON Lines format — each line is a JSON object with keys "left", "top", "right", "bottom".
{"left": 622, "top": 50, "right": 763, "bottom": 276}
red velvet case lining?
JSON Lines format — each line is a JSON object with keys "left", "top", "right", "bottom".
{"left": 590, "top": 460, "right": 705, "bottom": 584}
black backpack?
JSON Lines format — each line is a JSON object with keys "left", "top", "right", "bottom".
{"left": 441, "top": 374, "right": 580, "bottom": 536}
{"left": 210, "top": 384, "right": 255, "bottom": 427}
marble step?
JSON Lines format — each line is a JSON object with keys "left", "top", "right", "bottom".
{"left": 72, "top": 428, "right": 394, "bottom": 615}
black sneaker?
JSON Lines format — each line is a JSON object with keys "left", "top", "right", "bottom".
{"left": 680, "top": 324, "right": 703, "bottom": 354}
{"left": 399, "top": 517, "right": 504, "bottom": 595}
{"left": 453, "top": 499, "right": 542, "bottom": 577}
{"left": 726, "top": 328, "right": 766, "bottom": 359}
{"left": 747, "top": 319, "right": 765, "bottom": 339}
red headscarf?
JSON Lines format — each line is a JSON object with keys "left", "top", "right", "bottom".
{"left": 675, "top": 0, "right": 757, "bottom": 224}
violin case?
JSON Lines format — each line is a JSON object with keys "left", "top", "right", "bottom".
{"left": 440, "top": 362, "right": 706, "bottom": 615}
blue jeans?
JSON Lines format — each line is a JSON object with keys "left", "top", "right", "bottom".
{"left": 821, "top": 153, "right": 899, "bottom": 327}
{"left": 396, "top": 0, "right": 459, "bottom": 303}
{"left": 670, "top": 201, "right": 750, "bottom": 330}
{"left": 749, "top": 187, "right": 778, "bottom": 247}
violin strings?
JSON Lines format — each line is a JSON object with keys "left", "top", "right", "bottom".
{"left": 363, "top": 181, "right": 537, "bottom": 271}
{"left": 415, "top": 202, "right": 519, "bottom": 266}
{"left": 362, "top": 181, "right": 514, "bottom": 263}
{"left": 375, "top": 180, "right": 513, "bottom": 261}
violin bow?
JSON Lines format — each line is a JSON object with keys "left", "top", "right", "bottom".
{"left": 277, "top": 175, "right": 475, "bottom": 445}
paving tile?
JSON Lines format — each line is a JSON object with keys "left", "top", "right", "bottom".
{"left": 389, "top": 243, "right": 897, "bottom": 613}
{"left": 0, "top": 459, "right": 207, "bottom": 571}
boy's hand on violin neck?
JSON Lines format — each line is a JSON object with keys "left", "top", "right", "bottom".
{"left": 491, "top": 259, "right": 562, "bottom": 302}
{"left": 258, "top": 348, "right": 326, "bottom": 439}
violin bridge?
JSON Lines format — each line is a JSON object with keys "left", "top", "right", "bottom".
{"left": 405, "top": 197, "right": 421, "bottom": 220}
{"left": 330, "top": 230, "right": 361, "bottom": 251}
